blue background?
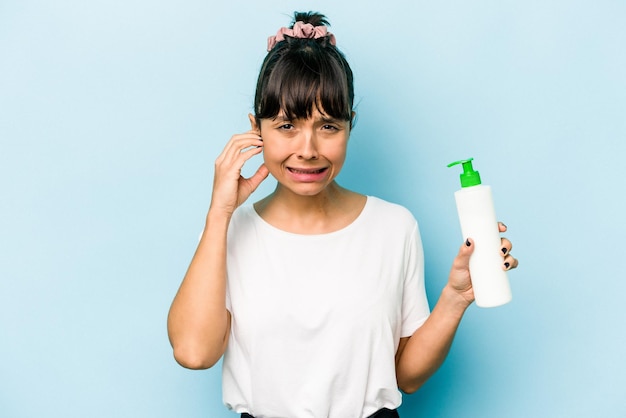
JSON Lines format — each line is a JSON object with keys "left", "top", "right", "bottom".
{"left": 1, "top": 1, "right": 625, "bottom": 417}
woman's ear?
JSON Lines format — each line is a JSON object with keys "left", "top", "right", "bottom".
{"left": 248, "top": 113, "right": 260, "bottom": 133}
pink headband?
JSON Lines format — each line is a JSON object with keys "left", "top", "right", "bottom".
{"left": 267, "top": 21, "right": 337, "bottom": 51}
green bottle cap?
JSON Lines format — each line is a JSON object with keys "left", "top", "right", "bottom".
{"left": 447, "top": 158, "right": 482, "bottom": 187}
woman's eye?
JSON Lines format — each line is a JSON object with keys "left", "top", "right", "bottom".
{"left": 322, "top": 124, "right": 339, "bottom": 131}
{"left": 278, "top": 124, "right": 294, "bottom": 130}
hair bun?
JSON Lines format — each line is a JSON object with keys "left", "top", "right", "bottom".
{"left": 292, "top": 11, "right": 329, "bottom": 28}
{"left": 266, "top": 12, "right": 336, "bottom": 51}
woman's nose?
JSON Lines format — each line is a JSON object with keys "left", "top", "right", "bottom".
{"left": 296, "top": 132, "right": 319, "bottom": 160}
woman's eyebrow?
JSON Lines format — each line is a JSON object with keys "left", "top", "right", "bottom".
{"left": 274, "top": 113, "right": 291, "bottom": 122}
{"left": 320, "top": 116, "right": 342, "bottom": 123}
{"left": 272, "top": 114, "right": 291, "bottom": 122}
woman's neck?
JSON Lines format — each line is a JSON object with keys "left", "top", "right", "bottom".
{"left": 253, "top": 182, "right": 366, "bottom": 234}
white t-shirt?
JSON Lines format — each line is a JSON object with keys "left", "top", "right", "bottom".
{"left": 222, "top": 196, "right": 430, "bottom": 418}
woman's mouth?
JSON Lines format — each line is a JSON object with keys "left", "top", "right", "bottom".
{"left": 286, "top": 166, "right": 329, "bottom": 182}
{"left": 287, "top": 167, "right": 328, "bottom": 174}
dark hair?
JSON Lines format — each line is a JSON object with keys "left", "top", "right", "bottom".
{"left": 254, "top": 11, "right": 354, "bottom": 126}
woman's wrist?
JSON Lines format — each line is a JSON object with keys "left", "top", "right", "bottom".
{"left": 441, "top": 284, "right": 473, "bottom": 315}
{"left": 206, "top": 206, "right": 233, "bottom": 225}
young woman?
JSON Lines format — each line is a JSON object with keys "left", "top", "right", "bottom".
{"left": 167, "top": 11, "right": 518, "bottom": 418}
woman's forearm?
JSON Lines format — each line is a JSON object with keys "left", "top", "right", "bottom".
{"left": 167, "top": 209, "right": 232, "bottom": 369}
{"left": 396, "top": 285, "right": 471, "bottom": 393}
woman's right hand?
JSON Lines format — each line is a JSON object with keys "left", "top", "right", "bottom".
{"left": 210, "top": 130, "right": 269, "bottom": 216}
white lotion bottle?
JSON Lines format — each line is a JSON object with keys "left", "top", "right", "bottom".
{"left": 448, "top": 158, "right": 512, "bottom": 308}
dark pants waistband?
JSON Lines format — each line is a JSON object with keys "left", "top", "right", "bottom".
{"left": 241, "top": 407, "right": 399, "bottom": 418}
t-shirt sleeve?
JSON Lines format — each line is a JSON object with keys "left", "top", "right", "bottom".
{"left": 400, "top": 221, "right": 431, "bottom": 337}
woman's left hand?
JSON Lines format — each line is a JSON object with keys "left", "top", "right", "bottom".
{"left": 447, "top": 222, "right": 519, "bottom": 305}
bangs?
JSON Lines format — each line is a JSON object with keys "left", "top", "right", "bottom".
{"left": 255, "top": 44, "right": 353, "bottom": 122}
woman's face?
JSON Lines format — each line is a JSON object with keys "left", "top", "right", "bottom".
{"left": 251, "top": 108, "right": 351, "bottom": 197}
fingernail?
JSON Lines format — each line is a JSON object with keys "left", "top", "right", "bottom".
{"left": 501, "top": 223, "right": 507, "bottom": 229}
{"left": 504, "top": 262, "right": 510, "bottom": 269}
{"left": 502, "top": 247, "right": 508, "bottom": 255}
{"left": 465, "top": 239, "right": 471, "bottom": 247}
